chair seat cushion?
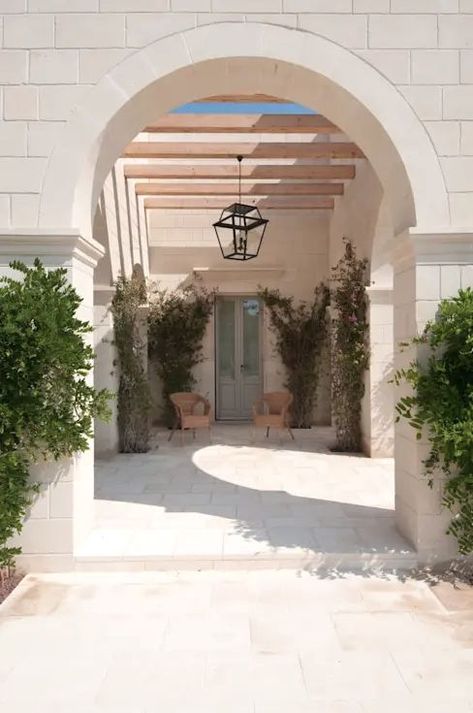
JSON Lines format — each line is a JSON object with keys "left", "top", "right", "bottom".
{"left": 182, "top": 415, "right": 210, "bottom": 429}
{"left": 253, "top": 415, "right": 285, "bottom": 428}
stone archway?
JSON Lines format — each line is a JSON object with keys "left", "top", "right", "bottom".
{"left": 38, "top": 22, "right": 449, "bottom": 240}
{"left": 24, "top": 22, "right": 465, "bottom": 569}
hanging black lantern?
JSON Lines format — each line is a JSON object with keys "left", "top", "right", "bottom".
{"left": 213, "top": 156, "right": 269, "bottom": 261}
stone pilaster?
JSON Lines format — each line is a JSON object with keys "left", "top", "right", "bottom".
{"left": 0, "top": 230, "right": 105, "bottom": 571}
{"left": 94, "top": 287, "right": 119, "bottom": 457}
{"left": 392, "top": 229, "right": 473, "bottom": 563}
{"left": 363, "top": 286, "right": 394, "bottom": 458}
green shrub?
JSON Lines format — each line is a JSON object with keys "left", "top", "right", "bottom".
{"left": 0, "top": 454, "right": 33, "bottom": 570}
{"left": 0, "top": 260, "right": 111, "bottom": 568}
{"left": 330, "top": 239, "right": 370, "bottom": 452}
{"left": 258, "top": 284, "right": 330, "bottom": 429}
{"left": 394, "top": 288, "right": 473, "bottom": 554}
{"left": 111, "top": 274, "right": 151, "bottom": 453}
{"left": 148, "top": 283, "right": 215, "bottom": 427}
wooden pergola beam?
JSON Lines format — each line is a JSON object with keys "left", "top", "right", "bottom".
{"left": 135, "top": 182, "right": 343, "bottom": 197}
{"left": 144, "top": 114, "right": 340, "bottom": 134}
{"left": 124, "top": 141, "right": 364, "bottom": 160}
{"left": 144, "top": 196, "right": 334, "bottom": 210}
{"left": 193, "top": 94, "right": 288, "bottom": 103}
{"left": 124, "top": 164, "right": 356, "bottom": 180}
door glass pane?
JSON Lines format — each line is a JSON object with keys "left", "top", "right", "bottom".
{"left": 242, "top": 298, "right": 260, "bottom": 377}
{"left": 218, "top": 300, "right": 235, "bottom": 379}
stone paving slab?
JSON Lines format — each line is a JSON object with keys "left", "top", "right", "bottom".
{"left": 80, "top": 425, "right": 415, "bottom": 570}
{"left": 0, "top": 571, "right": 472, "bottom": 712}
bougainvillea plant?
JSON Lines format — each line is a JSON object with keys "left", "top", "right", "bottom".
{"left": 148, "top": 282, "right": 215, "bottom": 427}
{"left": 258, "top": 284, "right": 330, "bottom": 429}
{"left": 330, "top": 239, "right": 370, "bottom": 452}
{"left": 393, "top": 288, "right": 473, "bottom": 554}
{"left": 111, "top": 273, "right": 151, "bottom": 453}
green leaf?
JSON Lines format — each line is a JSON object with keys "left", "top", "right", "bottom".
{"left": 394, "top": 287, "right": 473, "bottom": 554}
{"left": 0, "top": 260, "right": 112, "bottom": 567}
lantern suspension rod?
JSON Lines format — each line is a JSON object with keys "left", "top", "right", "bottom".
{"left": 237, "top": 154, "right": 242, "bottom": 205}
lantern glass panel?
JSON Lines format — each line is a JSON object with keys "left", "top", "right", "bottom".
{"left": 213, "top": 202, "right": 268, "bottom": 261}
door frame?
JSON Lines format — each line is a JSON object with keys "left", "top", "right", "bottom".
{"left": 214, "top": 293, "right": 264, "bottom": 421}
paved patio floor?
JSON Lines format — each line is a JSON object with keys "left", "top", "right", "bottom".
{"left": 0, "top": 570, "right": 472, "bottom": 711}
{"left": 79, "top": 425, "right": 415, "bottom": 570}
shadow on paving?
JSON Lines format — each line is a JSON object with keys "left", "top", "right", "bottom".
{"left": 93, "top": 426, "right": 413, "bottom": 567}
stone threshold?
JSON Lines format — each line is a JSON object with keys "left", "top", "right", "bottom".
{"left": 72, "top": 550, "right": 418, "bottom": 573}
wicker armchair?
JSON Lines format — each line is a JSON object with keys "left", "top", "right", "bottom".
{"left": 168, "top": 392, "right": 212, "bottom": 444}
{"left": 252, "top": 391, "right": 295, "bottom": 441}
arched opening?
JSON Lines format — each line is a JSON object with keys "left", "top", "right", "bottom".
{"left": 39, "top": 23, "right": 449, "bottom": 237}
{"left": 29, "top": 23, "right": 455, "bottom": 570}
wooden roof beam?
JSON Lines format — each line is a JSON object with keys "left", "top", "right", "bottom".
{"left": 135, "top": 182, "right": 343, "bottom": 197}
{"left": 144, "top": 114, "right": 340, "bottom": 134}
{"left": 124, "top": 141, "right": 364, "bottom": 160}
{"left": 193, "top": 94, "right": 288, "bottom": 103}
{"left": 124, "top": 163, "right": 356, "bottom": 180}
{"left": 144, "top": 196, "right": 334, "bottom": 210}
{"left": 125, "top": 164, "right": 356, "bottom": 180}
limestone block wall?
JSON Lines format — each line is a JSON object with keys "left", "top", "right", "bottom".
{"left": 392, "top": 232, "right": 473, "bottom": 560}
{"left": 1, "top": 7, "right": 471, "bottom": 567}
{"left": 99, "top": 163, "right": 150, "bottom": 282}
{"left": 0, "top": 4, "right": 471, "bottom": 233}
{"left": 1, "top": 233, "right": 103, "bottom": 572}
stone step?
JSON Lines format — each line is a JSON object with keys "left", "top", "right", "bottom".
{"left": 73, "top": 550, "right": 419, "bottom": 573}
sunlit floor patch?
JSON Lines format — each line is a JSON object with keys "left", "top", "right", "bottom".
{"left": 79, "top": 425, "right": 415, "bottom": 569}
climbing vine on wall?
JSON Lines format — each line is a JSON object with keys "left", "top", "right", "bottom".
{"left": 394, "top": 288, "right": 473, "bottom": 555}
{"left": 330, "top": 239, "right": 370, "bottom": 452}
{"left": 258, "top": 284, "right": 330, "bottom": 429}
{"left": 0, "top": 260, "right": 111, "bottom": 570}
{"left": 148, "top": 282, "right": 215, "bottom": 427}
{"left": 111, "top": 273, "right": 151, "bottom": 453}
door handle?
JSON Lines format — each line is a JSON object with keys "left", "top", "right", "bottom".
{"left": 240, "top": 364, "right": 245, "bottom": 371}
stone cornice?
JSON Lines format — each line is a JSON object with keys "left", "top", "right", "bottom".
{"left": 391, "top": 229, "right": 473, "bottom": 270}
{"left": 193, "top": 266, "right": 286, "bottom": 280}
{"left": 0, "top": 230, "right": 105, "bottom": 269}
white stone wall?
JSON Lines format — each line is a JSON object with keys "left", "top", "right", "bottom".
{"left": 0, "top": 4, "right": 472, "bottom": 232}
{"left": 1, "top": 7, "right": 472, "bottom": 567}
{"left": 1, "top": 232, "right": 104, "bottom": 572}
{"left": 392, "top": 231, "right": 473, "bottom": 560}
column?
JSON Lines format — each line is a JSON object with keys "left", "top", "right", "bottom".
{"left": 94, "top": 287, "right": 119, "bottom": 456}
{"left": 393, "top": 229, "right": 473, "bottom": 564}
{"left": 363, "top": 286, "right": 394, "bottom": 458}
{"left": 0, "top": 230, "right": 105, "bottom": 571}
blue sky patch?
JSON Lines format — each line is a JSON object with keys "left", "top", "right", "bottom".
{"left": 172, "top": 101, "right": 316, "bottom": 115}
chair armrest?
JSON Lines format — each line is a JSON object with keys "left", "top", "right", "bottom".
{"left": 174, "top": 403, "right": 184, "bottom": 422}
{"left": 252, "top": 398, "right": 265, "bottom": 417}
{"left": 281, "top": 406, "right": 290, "bottom": 425}
{"left": 280, "top": 397, "right": 293, "bottom": 424}
{"left": 195, "top": 394, "right": 212, "bottom": 416}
